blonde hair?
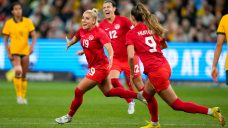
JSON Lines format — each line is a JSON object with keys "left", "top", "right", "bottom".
{"left": 131, "top": 3, "right": 166, "bottom": 37}
{"left": 84, "top": 8, "right": 99, "bottom": 25}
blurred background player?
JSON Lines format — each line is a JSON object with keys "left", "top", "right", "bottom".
{"left": 99, "top": 0, "right": 145, "bottom": 114}
{"left": 211, "top": 14, "right": 228, "bottom": 84}
{"left": 55, "top": 8, "right": 145, "bottom": 124}
{"left": 2, "top": 2, "right": 36, "bottom": 104}
{"left": 126, "top": 3, "right": 225, "bottom": 128}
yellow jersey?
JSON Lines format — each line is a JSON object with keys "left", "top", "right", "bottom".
{"left": 217, "top": 14, "right": 228, "bottom": 70}
{"left": 2, "top": 17, "right": 35, "bottom": 55}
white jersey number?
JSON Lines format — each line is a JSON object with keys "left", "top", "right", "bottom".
{"left": 134, "top": 64, "right": 140, "bottom": 73}
{"left": 109, "top": 30, "right": 118, "bottom": 39}
{"left": 145, "top": 36, "right": 157, "bottom": 53}
{"left": 88, "top": 67, "right": 95, "bottom": 76}
{"left": 83, "top": 39, "right": 89, "bottom": 48}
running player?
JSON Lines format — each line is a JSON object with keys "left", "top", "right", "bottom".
{"left": 126, "top": 3, "right": 225, "bottom": 128}
{"left": 55, "top": 8, "right": 145, "bottom": 124}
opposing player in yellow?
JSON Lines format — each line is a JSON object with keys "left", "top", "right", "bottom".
{"left": 2, "top": 2, "right": 36, "bottom": 104}
{"left": 211, "top": 14, "right": 228, "bottom": 84}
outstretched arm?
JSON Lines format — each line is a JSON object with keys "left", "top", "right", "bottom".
{"left": 66, "top": 36, "right": 78, "bottom": 50}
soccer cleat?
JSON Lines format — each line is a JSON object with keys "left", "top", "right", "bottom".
{"left": 128, "top": 100, "right": 135, "bottom": 114}
{"left": 137, "top": 91, "right": 147, "bottom": 104}
{"left": 22, "top": 98, "right": 28, "bottom": 104}
{"left": 55, "top": 114, "right": 72, "bottom": 124}
{"left": 211, "top": 107, "right": 225, "bottom": 127}
{"left": 140, "top": 121, "right": 160, "bottom": 128}
{"left": 17, "top": 96, "right": 23, "bottom": 104}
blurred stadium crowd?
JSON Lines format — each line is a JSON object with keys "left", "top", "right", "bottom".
{"left": 1, "top": 0, "right": 228, "bottom": 42}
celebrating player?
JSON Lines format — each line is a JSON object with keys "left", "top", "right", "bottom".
{"left": 2, "top": 2, "right": 36, "bottom": 104}
{"left": 55, "top": 8, "right": 145, "bottom": 124}
{"left": 99, "top": 0, "right": 146, "bottom": 114}
{"left": 126, "top": 3, "right": 225, "bottom": 128}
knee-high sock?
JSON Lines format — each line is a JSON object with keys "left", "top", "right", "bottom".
{"left": 105, "top": 87, "right": 137, "bottom": 99}
{"left": 13, "top": 77, "right": 22, "bottom": 97}
{"left": 143, "top": 91, "right": 158, "bottom": 122}
{"left": 21, "top": 79, "right": 27, "bottom": 98}
{"left": 68, "top": 88, "right": 84, "bottom": 117}
{"left": 170, "top": 98, "right": 208, "bottom": 114}
{"left": 111, "top": 78, "right": 133, "bottom": 103}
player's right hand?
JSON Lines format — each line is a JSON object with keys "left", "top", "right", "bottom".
{"left": 211, "top": 67, "right": 218, "bottom": 82}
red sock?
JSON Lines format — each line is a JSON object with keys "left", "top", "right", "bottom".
{"left": 143, "top": 91, "right": 158, "bottom": 122}
{"left": 111, "top": 78, "right": 133, "bottom": 103}
{"left": 171, "top": 98, "right": 208, "bottom": 114}
{"left": 68, "top": 88, "right": 84, "bottom": 117}
{"left": 105, "top": 87, "right": 137, "bottom": 99}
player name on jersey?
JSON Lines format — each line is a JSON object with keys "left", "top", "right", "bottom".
{"left": 137, "top": 30, "right": 153, "bottom": 36}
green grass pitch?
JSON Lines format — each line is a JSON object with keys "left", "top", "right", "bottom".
{"left": 0, "top": 80, "right": 227, "bottom": 128}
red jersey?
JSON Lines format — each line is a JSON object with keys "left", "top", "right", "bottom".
{"left": 74, "top": 26, "right": 110, "bottom": 69}
{"left": 126, "top": 23, "right": 168, "bottom": 74}
{"left": 99, "top": 16, "right": 133, "bottom": 60}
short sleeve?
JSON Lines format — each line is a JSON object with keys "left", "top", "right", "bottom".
{"left": 98, "top": 28, "right": 111, "bottom": 45}
{"left": 217, "top": 16, "right": 225, "bottom": 35}
{"left": 74, "top": 28, "right": 81, "bottom": 39}
{"left": 27, "top": 19, "right": 35, "bottom": 32}
{"left": 2, "top": 20, "right": 10, "bottom": 35}
{"left": 125, "top": 31, "right": 134, "bottom": 46}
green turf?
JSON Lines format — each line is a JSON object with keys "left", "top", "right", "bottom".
{"left": 0, "top": 80, "right": 227, "bottom": 128}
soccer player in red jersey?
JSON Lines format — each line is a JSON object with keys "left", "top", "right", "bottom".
{"left": 126, "top": 3, "right": 225, "bottom": 128}
{"left": 99, "top": 0, "right": 146, "bottom": 114}
{"left": 55, "top": 8, "right": 145, "bottom": 124}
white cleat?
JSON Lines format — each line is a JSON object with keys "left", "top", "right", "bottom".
{"left": 22, "top": 98, "right": 28, "bottom": 104}
{"left": 137, "top": 91, "right": 147, "bottom": 105}
{"left": 55, "top": 114, "right": 72, "bottom": 124}
{"left": 128, "top": 100, "right": 135, "bottom": 114}
{"left": 17, "top": 96, "right": 23, "bottom": 104}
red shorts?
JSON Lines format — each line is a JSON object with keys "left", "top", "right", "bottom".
{"left": 86, "top": 65, "right": 110, "bottom": 84}
{"left": 148, "top": 63, "right": 171, "bottom": 92}
{"left": 110, "top": 56, "right": 141, "bottom": 78}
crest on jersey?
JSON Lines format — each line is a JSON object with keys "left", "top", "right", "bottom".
{"left": 88, "top": 35, "right": 94, "bottom": 40}
{"left": 114, "top": 24, "right": 120, "bottom": 29}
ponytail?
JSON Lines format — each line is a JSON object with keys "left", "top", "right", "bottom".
{"left": 131, "top": 3, "right": 166, "bottom": 37}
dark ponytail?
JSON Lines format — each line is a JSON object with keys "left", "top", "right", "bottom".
{"left": 131, "top": 3, "right": 166, "bottom": 37}
{"left": 104, "top": 0, "right": 120, "bottom": 15}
